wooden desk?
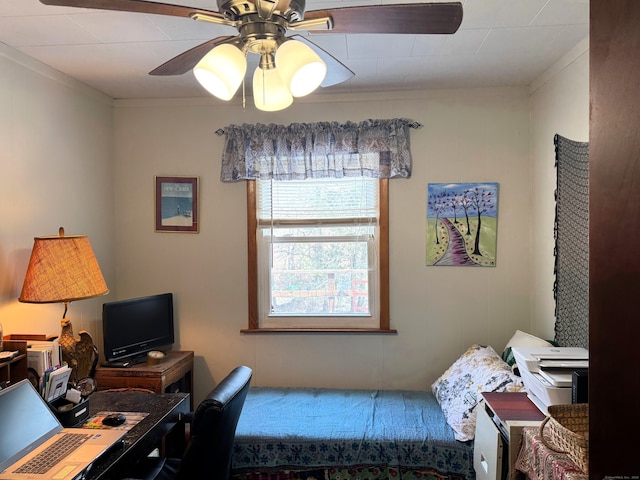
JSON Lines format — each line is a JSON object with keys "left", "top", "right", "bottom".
{"left": 81, "top": 390, "right": 190, "bottom": 480}
{"left": 95, "top": 351, "right": 194, "bottom": 409}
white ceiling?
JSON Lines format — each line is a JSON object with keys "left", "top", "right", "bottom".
{"left": 0, "top": 0, "right": 589, "bottom": 100}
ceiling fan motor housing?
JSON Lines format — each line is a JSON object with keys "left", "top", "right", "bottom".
{"left": 217, "top": 0, "right": 306, "bottom": 22}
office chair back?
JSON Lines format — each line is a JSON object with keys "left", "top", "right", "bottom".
{"left": 176, "top": 365, "right": 252, "bottom": 480}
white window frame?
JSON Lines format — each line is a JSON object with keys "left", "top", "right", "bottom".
{"left": 244, "top": 179, "right": 392, "bottom": 333}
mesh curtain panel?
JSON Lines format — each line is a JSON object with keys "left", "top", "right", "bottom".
{"left": 553, "top": 134, "right": 589, "bottom": 348}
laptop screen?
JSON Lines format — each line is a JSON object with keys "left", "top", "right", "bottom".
{"left": 0, "top": 380, "right": 62, "bottom": 472}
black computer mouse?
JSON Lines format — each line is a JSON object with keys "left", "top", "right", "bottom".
{"left": 102, "top": 413, "right": 126, "bottom": 427}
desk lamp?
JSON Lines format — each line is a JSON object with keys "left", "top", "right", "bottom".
{"left": 19, "top": 227, "right": 109, "bottom": 382}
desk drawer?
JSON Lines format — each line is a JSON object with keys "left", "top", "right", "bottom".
{"left": 474, "top": 404, "right": 504, "bottom": 480}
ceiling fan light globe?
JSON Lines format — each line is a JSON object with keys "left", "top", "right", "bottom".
{"left": 275, "top": 40, "right": 327, "bottom": 97}
{"left": 252, "top": 66, "right": 293, "bottom": 112}
{"left": 290, "top": 61, "right": 327, "bottom": 97}
{"left": 193, "top": 44, "right": 246, "bottom": 100}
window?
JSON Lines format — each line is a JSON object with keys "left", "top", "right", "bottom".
{"left": 218, "top": 118, "right": 419, "bottom": 333}
{"left": 245, "top": 178, "right": 392, "bottom": 332}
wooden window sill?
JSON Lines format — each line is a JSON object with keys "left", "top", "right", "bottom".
{"left": 240, "top": 328, "right": 398, "bottom": 334}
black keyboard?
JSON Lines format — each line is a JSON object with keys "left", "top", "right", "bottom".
{"left": 14, "top": 433, "right": 92, "bottom": 474}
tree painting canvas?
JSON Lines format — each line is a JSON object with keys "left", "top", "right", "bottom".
{"left": 426, "top": 182, "right": 499, "bottom": 267}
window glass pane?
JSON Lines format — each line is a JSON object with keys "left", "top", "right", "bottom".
{"left": 269, "top": 239, "right": 370, "bottom": 316}
{"left": 269, "top": 225, "right": 374, "bottom": 238}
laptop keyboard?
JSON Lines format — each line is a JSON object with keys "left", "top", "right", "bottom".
{"left": 14, "top": 433, "right": 92, "bottom": 474}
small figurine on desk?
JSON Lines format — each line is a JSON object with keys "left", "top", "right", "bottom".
{"left": 146, "top": 350, "right": 166, "bottom": 365}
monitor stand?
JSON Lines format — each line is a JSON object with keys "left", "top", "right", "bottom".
{"left": 101, "top": 352, "right": 148, "bottom": 368}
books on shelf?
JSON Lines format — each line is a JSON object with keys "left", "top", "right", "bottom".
{"left": 25, "top": 339, "right": 63, "bottom": 394}
{"left": 4, "top": 335, "right": 71, "bottom": 402}
{"left": 28, "top": 340, "right": 61, "bottom": 368}
{"left": 27, "top": 348, "right": 50, "bottom": 379}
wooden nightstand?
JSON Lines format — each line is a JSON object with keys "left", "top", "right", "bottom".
{"left": 474, "top": 392, "right": 545, "bottom": 480}
{"left": 94, "top": 350, "right": 194, "bottom": 409}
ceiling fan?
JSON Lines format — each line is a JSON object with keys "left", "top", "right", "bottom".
{"left": 39, "top": 0, "right": 463, "bottom": 110}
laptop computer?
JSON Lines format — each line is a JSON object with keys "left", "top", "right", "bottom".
{"left": 0, "top": 379, "right": 126, "bottom": 480}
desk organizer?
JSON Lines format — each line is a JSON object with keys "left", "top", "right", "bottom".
{"left": 49, "top": 397, "right": 90, "bottom": 427}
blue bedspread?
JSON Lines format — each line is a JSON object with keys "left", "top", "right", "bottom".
{"left": 232, "top": 387, "right": 474, "bottom": 479}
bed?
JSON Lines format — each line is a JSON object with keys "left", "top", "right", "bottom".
{"left": 231, "top": 387, "right": 474, "bottom": 480}
{"left": 230, "top": 343, "right": 527, "bottom": 480}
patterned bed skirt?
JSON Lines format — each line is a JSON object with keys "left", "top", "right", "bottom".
{"left": 232, "top": 465, "right": 468, "bottom": 480}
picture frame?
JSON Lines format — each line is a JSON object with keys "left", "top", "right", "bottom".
{"left": 155, "top": 176, "right": 199, "bottom": 233}
{"left": 426, "top": 182, "right": 499, "bottom": 267}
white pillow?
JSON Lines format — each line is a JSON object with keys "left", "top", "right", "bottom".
{"left": 504, "top": 330, "right": 553, "bottom": 351}
{"left": 431, "top": 344, "right": 523, "bottom": 442}
{"left": 502, "top": 330, "right": 553, "bottom": 367}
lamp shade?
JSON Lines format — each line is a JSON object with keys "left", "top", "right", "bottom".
{"left": 253, "top": 66, "right": 293, "bottom": 112}
{"left": 275, "top": 40, "right": 327, "bottom": 97}
{"left": 19, "top": 228, "right": 109, "bottom": 304}
{"left": 193, "top": 43, "right": 247, "bottom": 101}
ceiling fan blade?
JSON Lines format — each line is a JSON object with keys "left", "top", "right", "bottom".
{"left": 289, "top": 35, "right": 354, "bottom": 88}
{"left": 302, "top": 2, "right": 463, "bottom": 35}
{"left": 39, "top": 0, "right": 227, "bottom": 22}
{"left": 149, "top": 36, "right": 237, "bottom": 76}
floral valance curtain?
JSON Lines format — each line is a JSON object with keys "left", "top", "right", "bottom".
{"left": 219, "top": 118, "right": 420, "bottom": 182}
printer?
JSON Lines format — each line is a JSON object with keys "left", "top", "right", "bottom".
{"left": 511, "top": 346, "right": 588, "bottom": 413}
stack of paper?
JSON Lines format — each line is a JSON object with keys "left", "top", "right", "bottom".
{"left": 538, "top": 369, "right": 573, "bottom": 387}
{"left": 43, "top": 365, "right": 72, "bottom": 402}
{"left": 538, "top": 359, "right": 589, "bottom": 387}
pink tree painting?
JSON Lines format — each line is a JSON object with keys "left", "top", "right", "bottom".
{"left": 426, "top": 182, "right": 499, "bottom": 267}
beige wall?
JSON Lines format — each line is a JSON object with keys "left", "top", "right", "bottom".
{"left": 113, "top": 87, "right": 533, "bottom": 402}
{"left": 0, "top": 39, "right": 589, "bottom": 407}
{"left": 529, "top": 39, "right": 589, "bottom": 340}
{"left": 0, "top": 45, "right": 116, "bottom": 350}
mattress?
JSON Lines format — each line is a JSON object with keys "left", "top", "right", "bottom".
{"left": 231, "top": 387, "right": 474, "bottom": 479}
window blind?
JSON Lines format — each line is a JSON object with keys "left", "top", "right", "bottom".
{"left": 257, "top": 177, "right": 378, "bottom": 224}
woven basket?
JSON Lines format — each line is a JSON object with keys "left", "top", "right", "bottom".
{"left": 539, "top": 403, "right": 589, "bottom": 473}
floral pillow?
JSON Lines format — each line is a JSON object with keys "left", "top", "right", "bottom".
{"left": 431, "top": 344, "right": 523, "bottom": 442}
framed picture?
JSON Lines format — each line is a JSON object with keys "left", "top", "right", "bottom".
{"left": 155, "top": 176, "right": 199, "bottom": 233}
{"left": 426, "top": 182, "right": 499, "bottom": 267}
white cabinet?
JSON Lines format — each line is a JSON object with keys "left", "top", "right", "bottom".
{"left": 474, "top": 403, "right": 504, "bottom": 480}
{"left": 474, "top": 392, "right": 545, "bottom": 480}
